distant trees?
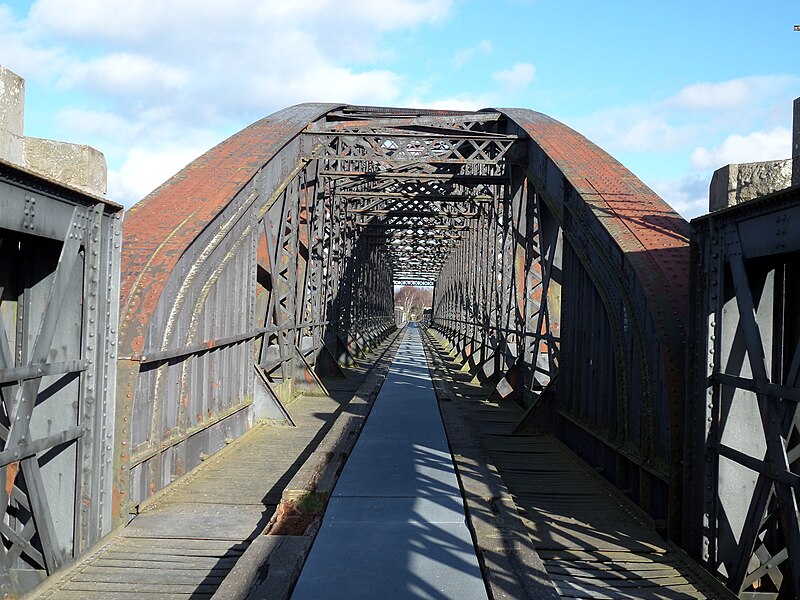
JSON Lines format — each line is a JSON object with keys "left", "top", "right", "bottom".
{"left": 394, "top": 286, "right": 432, "bottom": 321}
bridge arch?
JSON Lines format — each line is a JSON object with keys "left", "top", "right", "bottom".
{"left": 113, "top": 103, "right": 689, "bottom": 540}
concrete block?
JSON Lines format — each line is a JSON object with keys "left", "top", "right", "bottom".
{"left": 0, "top": 65, "right": 25, "bottom": 165}
{"left": 23, "top": 137, "right": 107, "bottom": 196}
{"left": 709, "top": 159, "right": 793, "bottom": 211}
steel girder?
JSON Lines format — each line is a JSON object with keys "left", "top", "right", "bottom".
{"left": 305, "top": 106, "right": 513, "bottom": 287}
{"left": 0, "top": 161, "right": 122, "bottom": 596}
{"left": 502, "top": 109, "right": 690, "bottom": 536}
{"left": 117, "top": 104, "right": 338, "bottom": 516}
{"left": 113, "top": 104, "right": 405, "bottom": 522}
{"left": 687, "top": 186, "right": 800, "bottom": 598}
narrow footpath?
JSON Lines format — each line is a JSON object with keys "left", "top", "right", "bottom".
{"left": 291, "top": 325, "right": 489, "bottom": 600}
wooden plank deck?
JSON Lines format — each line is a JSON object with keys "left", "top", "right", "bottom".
{"left": 425, "top": 331, "right": 730, "bottom": 600}
{"left": 29, "top": 340, "right": 392, "bottom": 600}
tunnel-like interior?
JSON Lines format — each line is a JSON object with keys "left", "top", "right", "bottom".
{"left": 115, "top": 103, "right": 690, "bottom": 544}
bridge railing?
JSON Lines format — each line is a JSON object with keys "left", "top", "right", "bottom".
{"left": 114, "top": 104, "right": 395, "bottom": 521}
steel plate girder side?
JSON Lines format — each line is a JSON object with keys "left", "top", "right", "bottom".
{"left": 4, "top": 207, "right": 87, "bottom": 574}
{"left": 118, "top": 103, "right": 338, "bottom": 359}
{"left": 0, "top": 184, "right": 120, "bottom": 597}
{"left": 114, "top": 106, "right": 339, "bottom": 521}
{"left": 689, "top": 188, "right": 800, "bottom": 598}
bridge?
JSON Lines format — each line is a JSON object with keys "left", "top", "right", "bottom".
{"left": 2, "top": 67, "right": 800, "bottom": 598}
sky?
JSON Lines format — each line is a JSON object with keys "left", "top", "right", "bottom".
{"left": 1, "top": 0, "right": 798, "bottom": 218}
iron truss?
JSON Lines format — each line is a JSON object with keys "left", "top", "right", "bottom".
{"left": 0, "top": 161, "right": 121, "bottom": 596}
{"left": 303, "top": 107, "right": 517, "bottom": 285}
{"left": 687, "top": 185, "right": 800, "bottom": 599}
{"left": 110, "top": 103, "right": 692, "bottom": 557}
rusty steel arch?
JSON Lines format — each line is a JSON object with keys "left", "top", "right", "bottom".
{"left": 432, "top": 108, "right": 690, "bottom": 536}
{"left": 111, "top": 104, "right": 690, "bottom": 546}
{"left": 113, "top": 103, "right": 399, "bottom": 520}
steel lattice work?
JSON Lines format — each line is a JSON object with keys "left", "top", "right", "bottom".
{"left": 432, "top": 109, "right": 690, "bottom": 535}
{"left": 110, "top": 104, "right": 691, "bottom": 537}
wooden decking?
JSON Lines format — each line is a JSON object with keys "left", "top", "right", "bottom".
{"left": 28, "top": 326, "right": 734, "bottom": 600}
{"left": 28, "top": 341, "right": 391, "bottom": 600}
{"left": 424, "top": 330, "right": 731, "bottom": 600}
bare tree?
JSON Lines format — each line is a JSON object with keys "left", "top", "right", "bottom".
{"left": 394, "top": 286, "right": 432, "bottom": 321}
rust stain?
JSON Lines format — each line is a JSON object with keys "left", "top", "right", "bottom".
{"left": 112, "top": 485, "right": 123, "bottom": 522}
{"left": 5, "top": 461, "right": 19, "bottom": 497}
{"left": 503, "top": 108, "right": 690, "bottom": 499}
{"left": 515, "top": 248, "right": 526, "bottom": 314}
{"left": 117, "top": 104, "right": 339, "bottom": 358}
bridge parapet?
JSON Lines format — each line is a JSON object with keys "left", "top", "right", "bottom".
{"left": 512, "top": 109, "right": 688, "bottom": 522}
{"left": 688, "top": 182, "right": 800, "bottom": 598}
{"left": 431, "top": 108, "right": 690, "bottom": 535}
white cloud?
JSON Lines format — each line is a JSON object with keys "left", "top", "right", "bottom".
{"left": 572, "top": 105, "right": 698, "bottom": 152}
{"left": 691, "top": 126, "right": 791, "bottom": 170}
{"left": 668, "top": 76, "right": 798, "bottom": 111}
{"left": 27, "top": 0, "right": 452, "bottom": 45}
{"left": 108, "top": 145, "right": 208, "bottom": 206}
{"left": 453, "top": 39, "right": 492, "bottom": 68}
{"left": 0, "top": 0, "right": 462, "bottom": 200}
{"left": 649, "top": 174, "right": 710, "bottom": 220}
{"left": 492, "top": 62, "right": 535, "bottom": 91}
{"left": 54, "top": 107, "right": 143, "bottom": 149}
{"left": 614, "top": 116, "right": 696, "bottom": 152}
{"left": 571, "top": 75, "right": 800, "bottom": 158}
{"left": 333, "top": 0, "right": 452, "bottom": 30}
{"left": 0, "top": 6, "right": 69, "bottom": 78}
{"left": 8, "top": 0, "right": 457, "bottom": 133}
{"left": 246, "top": 66, "right": 402, "bottom": 108}
{"left": 402, "top": 92, "right": 498, "bottom": 112}
{"left": 5, "top": 0, "right": 458, "bottom": 205}
{"left": 4, "top": 1, "right": 798, "bottom": 219}
{"left": 61, "top": 53, "right": 190, "bottom": 96}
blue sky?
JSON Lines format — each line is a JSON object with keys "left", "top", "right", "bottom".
{"left": 1, "top": 0, "right": 798, "bottom": 217}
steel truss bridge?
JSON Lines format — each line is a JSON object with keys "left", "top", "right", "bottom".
{"left": 1, "top": 103, "right": 799, "bottom": 599}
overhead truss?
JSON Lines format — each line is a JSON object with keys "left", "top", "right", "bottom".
{"left": 303, "top": 107, "right": 518, "bottom": 285}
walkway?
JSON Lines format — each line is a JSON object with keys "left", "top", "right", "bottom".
{"left": 291, "top": 325, "right": 489, "bottom": 600}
